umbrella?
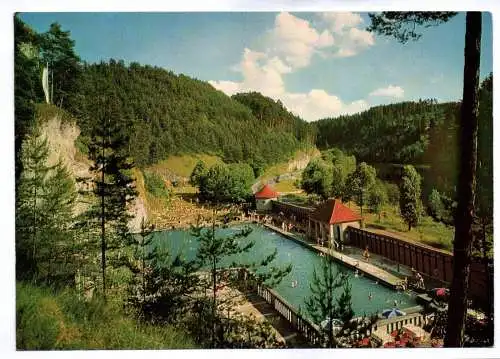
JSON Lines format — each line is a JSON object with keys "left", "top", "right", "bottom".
{"left": 431, "top": 287, "right": 450, "bottom": 297}
{"left": 382, "top": 308, "right": 406, "bottom": 319}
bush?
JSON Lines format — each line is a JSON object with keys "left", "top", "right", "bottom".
{"left": 428, "top": 189, "right": 445, "bottom": 219}
{"left": 143, "top": 171, "right": 171, "bottom": 200}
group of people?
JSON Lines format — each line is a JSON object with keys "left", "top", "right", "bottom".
{"left": 281, "top": 221, "right": 294, "bottom": 232}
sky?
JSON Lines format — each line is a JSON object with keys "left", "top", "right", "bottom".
{"left": 20, "top": 12, "right": 493, "bottom": 122}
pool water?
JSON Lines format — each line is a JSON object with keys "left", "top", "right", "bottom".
{"left": 150, "top": 224, "right": 417, "bottom": 319}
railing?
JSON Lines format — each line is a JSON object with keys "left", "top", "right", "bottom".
{"left": 256, "top": 283, "right": 322, "bottom": 345}
{"left": 373, "top": 312, "right": 427, "bottom": 334}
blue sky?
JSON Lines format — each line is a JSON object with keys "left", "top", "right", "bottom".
{"left": 20, "top": 12, "right": 493, "bottom": 121}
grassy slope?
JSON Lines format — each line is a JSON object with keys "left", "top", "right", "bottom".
{"left": 16, "top": 282, "right": 196, "bottom": 350}
{"left": 352, "top": 203, "right": 454, "bottom": 252}
{"left": 280, "top": 193, "right": 454, "bottom": 252}
{"left": 147, "top": 153, "right": 222, "bottom": 178}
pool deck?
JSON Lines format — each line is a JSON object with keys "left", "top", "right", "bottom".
{"left": 263, "top": 224, "right": 403, "bottom": 289}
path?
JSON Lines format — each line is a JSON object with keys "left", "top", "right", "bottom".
{"left": 216, "top": 284, "right": 309, "bottom": 347}
{"left": 235, "top": 291, "right": 309, "bottom": 347}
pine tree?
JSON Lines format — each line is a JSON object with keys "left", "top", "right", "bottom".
{"left": 367, "top": 11, "right": 483, "bottom": 347}
{"left": 16, "top": 129, "right": 76, "bottom": 283}
{"left": 305, "top": 248, "right": 376, "bottom": 348}
{"left": 399, "top": 165, "right": 423, "bottom": 231}
{"left": 81, "top": 89, "right": 137, "bottom": 299}
{"left": 191, "top": 210, "right": 292, "bottom": 347}
{"left": 39, "top": 22, "right": 81, "bottom": 107}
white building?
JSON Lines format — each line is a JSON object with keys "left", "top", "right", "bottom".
{"left": 308, "top": 199, "right": 362, "bottom": 248}
{"left": 254, "top": 184, "right": 279, "bottom": 212}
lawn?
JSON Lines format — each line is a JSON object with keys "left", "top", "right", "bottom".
{"left": 360, "top": 203, "right": 455, "bottom": 252}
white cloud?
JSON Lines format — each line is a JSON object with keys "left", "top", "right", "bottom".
{"left": 281, "top": 90, "right": 369, "bottom": 121}
{"left": 316, "top": 12, "right": 375, "bottom": 58}
{"left": 268, "top": 12, "right": 334, "bottom": 69}
{"left": 208, "top": 80, "right": 241, "bottom": 96}
{"left": 369, "top": 85, "right": 405, "bottom": 98}
{"left": 209, "top": 12, "right": 376, "bottom": 122}
{"left": 348, "top": 27, "right": 375, "bottom": 47}
{"left": 319, "top": 12, "right": 363, "bottom": 33}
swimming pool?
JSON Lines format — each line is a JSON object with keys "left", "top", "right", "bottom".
{"left": 149, "top": 223, "right": 418, "bottom": 319}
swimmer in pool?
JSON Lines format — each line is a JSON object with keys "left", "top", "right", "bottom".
{"left": 354, "top": 269, "right": 359, "bottom": 278}
{"left": 368, "top": 292, "right": 373, "bottom": 301}
{"left": 291, "top": 280, "right": 298, "bottom": 288}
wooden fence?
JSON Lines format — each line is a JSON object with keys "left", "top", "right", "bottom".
{"left": 373, "top": 312, "right": 427, "bottom": 334}
{"left": 345, "top": 227, "right": 491, "bottom": 308}
{"left": 256, "top": 283, "right": 322, "bottom": 345}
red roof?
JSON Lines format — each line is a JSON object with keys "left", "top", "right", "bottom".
{"left": 254, "top": 184, "right": 279, "bottom": 199}
{"left": 309, "top": 199, "right": 362, "bottom": 224}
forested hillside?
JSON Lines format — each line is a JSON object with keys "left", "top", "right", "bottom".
{"left": 313, "top": 100, "right": 460, "bottom": 198}
{"left": 314, "top": 100, "right": 458, "bottom": 165}
{"left": 67, "top": 62, "right": 314, "bottom": 168}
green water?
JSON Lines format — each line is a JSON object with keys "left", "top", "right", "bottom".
{"left": 150, "top": 223, "right": 417, "bottom": 319}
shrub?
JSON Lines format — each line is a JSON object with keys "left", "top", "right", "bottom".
{"left": 143, "top": 171, "right": 171, "bottom": 200}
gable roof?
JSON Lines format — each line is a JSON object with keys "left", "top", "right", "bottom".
{"left": 254, "top": 184, "right": 279, "bottom": 199}
{"left": 309, "top": 199, "right": 362, "bottom": 224}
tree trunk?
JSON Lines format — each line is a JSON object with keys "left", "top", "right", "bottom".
{"left": 444, "top": 11, "right": 481, "bottom": 348}
{"left": 101, "top": 119, "right": 107, "bottom": 301}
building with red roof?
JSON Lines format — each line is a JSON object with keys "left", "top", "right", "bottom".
{"left": 254, "top": 184, "right": 279, "bottom": 212}
{"left": 308, "top": 199, "right": 362, "bottom": 248}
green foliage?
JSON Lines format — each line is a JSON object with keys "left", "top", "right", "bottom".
{"left": 399, "top": 165, "right": 423, "bottom": 230}
{"left": 79, "top": 91, "right": 137, "bottom": 298}
{"left": 368, "top": 180, "right": 388, "bottom": 219}
{"left": 305, "top": 255, "right": 375, "bottom": 348}
{"left": 384, "top": 182, "right": 400, "bottom": 206}
{"left": 16, "top": 282, "right": 61, "bottom": 349}
{"left": 300, "top": 158, "right": 333, "bottom": 199}
{"left": 189, "top": 160, "right": 207, "bottom": 187}
{"left": 367, "top": 12, "right": 458, "bottom": 43}
{"left": 232, "top": 91, "right": 316, "bottom": 145}
{"left": 14, "top": 15, "right": 44, "bottom": 184}
{"left": 16, "top": 128, "right": 77, "bottom": 283}
{"left": 321, "top": 148, "right": 356, "bottom": 199}
{"left": 476, "top": 73, "right": 493, "bottom": 222}
{"left": 16, "top": 282, "right": 197, "bottom": 350}
{"left": 428, "top": 189, "right": 446, "bottom": 221}
{"left": 191, "top": 217, "right": 292, "bottom": 347}
{"left": 345, "top": 162, "right": 377, "bottom": 216}
{"left": 67, "top": 61, "right": 310, "bottom": 168}
{"left": 198, "top": 162, "right": 254, "bottom": 204}
{"left": 143, "top": 171, "right": 171, "bottom": 201}
{"left": 39, "top": 22, "right": 81, "bottom": 107}
{"left": 423, "top": 103, "right": 460, "bottom": 199}
{"left": 314, "top": 100, "right": 452, "bottom": 164}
